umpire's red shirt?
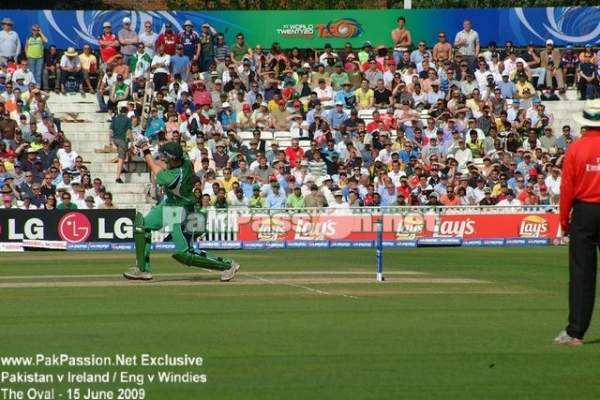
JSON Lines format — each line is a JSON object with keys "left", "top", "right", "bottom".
{"left": 560, "top": 129, "right": 600, "bottom": 227}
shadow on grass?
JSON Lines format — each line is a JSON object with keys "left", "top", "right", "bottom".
{"left": 582, "top": 337, "right": 600, "bottom": 345}
{"left": 151, "top": 275, "right": 221, "bottom": 284}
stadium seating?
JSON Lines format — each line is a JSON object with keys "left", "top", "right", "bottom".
{"left": 46, "top": 89, "right": 584, "bottom": 213}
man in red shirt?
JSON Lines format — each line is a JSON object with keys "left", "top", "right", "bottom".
{"left": 156, "top": 23, "right": 179, "bottom": 56}
{"left": 98, "top": 22, "right": 120, "bottom": 65}
{"left": 285, "top": 139, "right": 304, "bottom": 165}
{"left": 555, "top": 100, "right": 600, "bottom": 345}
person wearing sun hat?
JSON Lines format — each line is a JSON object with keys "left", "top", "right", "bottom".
{"left": 59, "top": 47, "right": 84, "bottom": 94}
{"left": 554, "top": 99, "right": 600, "bottom": 345}
{"left": 0, "top": 17, "right": 20, "bottom": 65}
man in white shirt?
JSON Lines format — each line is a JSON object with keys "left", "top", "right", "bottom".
{"left": 56, "top": 140, "right": 79, "bottom": 170}
{"left": 496, "top": 189, "right": 522, "bottom": 210}
{"left": 138, "top": 22, "right": 159, "bottom": 58}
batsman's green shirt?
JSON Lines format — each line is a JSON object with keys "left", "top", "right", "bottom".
{"left": 156, "top": 159, "right": 195, "bottom": 207}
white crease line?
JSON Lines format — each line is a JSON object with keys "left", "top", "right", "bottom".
{"left": 243, "top": 273, "right": 361, "bottom": 298}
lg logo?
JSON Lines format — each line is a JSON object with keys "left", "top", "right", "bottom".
{"left": 58, "top": 213, "right": 92, "bottom": 243}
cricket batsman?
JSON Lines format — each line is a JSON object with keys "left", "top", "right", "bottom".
{"left": 123, "top": 140, "right": 240, "bottom": 281}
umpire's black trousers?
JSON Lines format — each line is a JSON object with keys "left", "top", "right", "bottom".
{"left": 567, "top": 200, "right": 600, "bottom": 339}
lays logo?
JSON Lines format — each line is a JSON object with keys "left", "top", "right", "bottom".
{"left": 257, "top": 217, "right": 287, "bottom": 241}
{"left": 519, "top": 215, "right": 549, "bottom": 238}
{"left": 315, "top": 19, "right": 364, "bottom": 39}
{"left": 395, "top": 213, "right": 426, "bottom": 241}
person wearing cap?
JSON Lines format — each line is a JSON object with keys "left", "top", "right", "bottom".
{"left": 127, "top": 138, "right": 241, "bottom": 281}
{"left": 289, "top": 112, "right": 309, "bottom": 140}
{"left": 314, "top": 77, "right": 334, "bottom": 108}
{"left": 0, "top": 17, "right": 20, "bottom": 65}
{"left": 98, "top": 21, "right": 119, "bottom": 65}
{"left": 264, "top": 180, "right": 286, "bottom": 208}
{"left": 58, "top": 47, "right": 84, "bottom": 94}
{"left": 556, "top": 106, "right": 600, "bottom": 344}
{"left": 105, "top": 71, "right": 130, "bottom": 121}
{"left": 115, "top": 17, "right": 137, "bottom": 66}
{"left": 460, "top": 73, "right": 479, "bottom": 98}
{"left": 241, "top": 182, "right": 262, "bottom": 208}
{"left": 177, "top": 20, "right": 200, "bottom": 63}
{"left": 318, "top": 42, "right": 338, "bottom": 65}
{"left": 576, "top": 50, "right": 597, "bottom": 100}
{"left": 95, "top": 63, "right": 117, "bottom": 112}
{"left": 540, "top": 39, "right": 565, "bottom": 90}
{"left": 197, "top": 22, "right": 216, "bottom": 71}
{"left": 285, "top": 182, "right": 306, "bottom": 208}
{"left": 329, "top": 61, "right": 349, "bottom": 91}
{"left": 235, "top": 103, "right": 256, "bottom": 131}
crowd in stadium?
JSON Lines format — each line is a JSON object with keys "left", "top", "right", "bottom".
{"left": 1, "top": 14, "right": 587, "bottom": 210}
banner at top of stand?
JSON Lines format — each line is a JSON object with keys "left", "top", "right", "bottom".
{"left": 4, "top": 7, "right": 600, "bottom": 50}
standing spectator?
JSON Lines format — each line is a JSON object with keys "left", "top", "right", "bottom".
{"left": 170, "top": 44, "right": 190, "bottom": 82}
{"left": 151, "top": 45, "right": 170, "bottom": 91}
{"left": 230, "top": 32, "right": 252, "bottom": 66}
{"left": 178, "top": 20, "right": 200, "bottom": 66}
{"left": 391, "top": 17, "right": 412, "bottom": 66}
{"left": 156, "top": 22, "right": 178, "bottom": 56}
{"left": 213, "top": 32, "right": 230, "bottom": 67}
{"left": 453, "top": 19, "right": 479, "bottom": 67}
{"left": 130, "top": 43, "right": 152, "bottom": 83}
{"left": 109, "top": 107, "right": 134, "bottom": 184}
{"left": 98, "top": 22, "right": 120, "bottom": 66}
{"left": 577, "top": 54, "right": 597, "bottom": 100}
{"left": 200, "top": 23, "right": 217, "bottom": 71}
{"left": 555, "top": 101, "right": 600, "bottom": 345}
{"left": 117, "top": 17, "right": 138, "bottom": 66}
{"left": 24, "top": 24, "right": 47, "bottom": 88}
{"left": 138, "top": 22, "right": 158, "bottom": 58}
{"left": 0, "top": 18, "right": 20, "bottom": 64}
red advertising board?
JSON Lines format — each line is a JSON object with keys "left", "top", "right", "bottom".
{"left": 236, "top": 211, "right": 561, "bottom": 241}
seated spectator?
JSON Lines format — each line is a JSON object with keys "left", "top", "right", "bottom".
{"left": 57, "top": 191, "right": 77, "bottom": 209}
{"left": 59, "top": 47, "right": 84, "bottom": 94}
{"left": 97, "top": 191, "right": 118, "bottom": 209}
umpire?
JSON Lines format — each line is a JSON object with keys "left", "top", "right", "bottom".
{"left": 555, "top": 100, "right": 600, "bottom": 345}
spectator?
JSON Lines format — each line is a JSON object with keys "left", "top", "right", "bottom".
{"left": 59, "top": 47, "right": 83, "bottom": 94}
{"left": 97, "top": 191, "right": 118, "bottom": 209}
{"left": 57, "top": 191, "right": 77, "bottom": 209}
{"left": 0, "top": 18, "right": 20, "bottom": 64}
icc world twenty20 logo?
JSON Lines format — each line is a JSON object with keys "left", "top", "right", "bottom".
{"left": 316, "top": 18, "right": 364, "bottom": 38}
{"left": 277, "top": 18, "right": 364, "bottom": 39}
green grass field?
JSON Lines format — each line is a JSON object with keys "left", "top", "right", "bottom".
{"left": 1, "top": 247, "right": 598, "bottom": 400}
